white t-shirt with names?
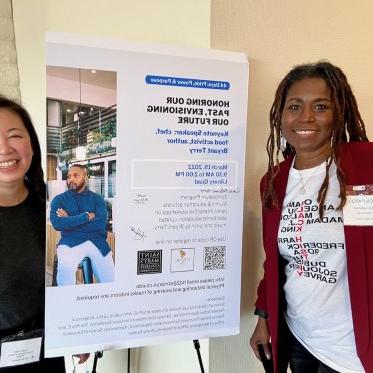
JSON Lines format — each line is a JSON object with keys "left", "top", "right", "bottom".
{"left": 278, "top": 161, "right": 364, "bottom": 373}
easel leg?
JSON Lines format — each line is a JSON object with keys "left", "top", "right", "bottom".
{"left": 193, "top": 340, "right": 205, "bottom": 373}
{"left": 92, "top": 351, "right": 103, "bottom": 373}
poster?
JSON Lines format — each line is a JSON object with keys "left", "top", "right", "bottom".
{"left": 45, "top": 32, "right": 248, "bottom": 356}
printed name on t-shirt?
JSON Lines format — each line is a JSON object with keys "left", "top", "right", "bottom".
{"left": 280, "top": 199, "right": 343, "bottom": 231}
{"left": 279, "top": 199, "right": 343, "bottom": 284}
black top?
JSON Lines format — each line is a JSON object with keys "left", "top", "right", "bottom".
{"left": 0, "top": 192, "right": 65, "bottom": 372}
{"left": 0, "top": 192, "right": 45, "bottom": 333}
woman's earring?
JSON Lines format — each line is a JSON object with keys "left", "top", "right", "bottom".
{"left": 280, "top": 133, "right": 287, "bottom": 152}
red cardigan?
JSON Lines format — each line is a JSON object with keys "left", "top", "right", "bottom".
{"left": 255, "top": 142, "right": 373, "bottom": 372}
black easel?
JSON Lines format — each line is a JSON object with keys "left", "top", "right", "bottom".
{"left": 193, "top": 339, "right": 205, "bottom": 373}
{"left": 92, "top": 351, "right": 103, "bottom": 373}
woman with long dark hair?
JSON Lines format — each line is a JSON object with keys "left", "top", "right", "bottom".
{"left": 250, "top": 62, "right": 373, "bottom": 372}
{"left": 0, "top": 96, "right": 65, "bottom": 371}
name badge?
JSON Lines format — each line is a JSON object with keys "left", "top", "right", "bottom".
{"left": 343, "top": 184, "right": 373, "bottom": 226}
{"left": 0, "top": 329, "right": 42, "bottom": 368}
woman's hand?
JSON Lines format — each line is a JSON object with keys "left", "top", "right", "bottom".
{"left": 250, "top": 316, "right": 271, "bottom": 360}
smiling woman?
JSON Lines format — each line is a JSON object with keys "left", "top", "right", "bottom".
{"left": 0, "top": 96, "right": 65, "bottom": 372}
{"left": 0, "top": 99, "right": 44, "bottom": 206}
{"left": 280, "top": 77, "right": 334, "bottom": 168}
{"left": 249, "top": 62, "right": 373, "bottom": 373}
{"left": 0, "top": 109, "right": 33, "bottom": 202}
{"left": 264, "top": 62, "right": 368, "bottom": 215}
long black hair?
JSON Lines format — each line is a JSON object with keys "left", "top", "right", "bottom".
{"left": 263, "top": 61, "right": 368, "bottom": 216}
{"left": 0, "top": 96, "right": 45, "bottom": 201}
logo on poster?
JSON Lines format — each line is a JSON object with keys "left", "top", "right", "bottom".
{"left": 170, "top": 248, "right": 195, "bottom": 272}
{"left": 137, "top": 250, "right": 162, "bottom": 274}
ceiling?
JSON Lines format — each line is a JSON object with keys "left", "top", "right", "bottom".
{"left": 46, "top": 66, "right": 116, "bottom": 90}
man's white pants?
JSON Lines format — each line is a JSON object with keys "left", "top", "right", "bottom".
{"left": 56, "top": 240, "right": 114, "bottom": 285}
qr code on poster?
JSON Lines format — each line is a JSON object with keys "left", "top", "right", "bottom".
{"left": 203, "top": 246, "right": 226, "bottom": 270}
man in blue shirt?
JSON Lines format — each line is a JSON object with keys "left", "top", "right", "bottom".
{"left": 50, "top": 164, "right": 114, "bottom": 285}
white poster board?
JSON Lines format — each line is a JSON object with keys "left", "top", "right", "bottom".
{"left": 45, "top": 32, "right": 248, "bottom": 357}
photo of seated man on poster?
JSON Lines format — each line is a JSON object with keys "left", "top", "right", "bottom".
{"left": 45, "top": 66, "right": 117, "bottom": 286}
{"left": 50, "top": 164, "right": 114, "bottom": 285}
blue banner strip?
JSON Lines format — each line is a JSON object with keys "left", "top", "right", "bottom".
{"left": 145, "top": 75, "right": 230, "bottom": 90}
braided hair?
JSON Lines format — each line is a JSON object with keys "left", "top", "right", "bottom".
{"left": 0, "top": 96, "right": 46, "bottom": 201}
{"left": 263, "top": 61, "right": 368, "bottom": 217}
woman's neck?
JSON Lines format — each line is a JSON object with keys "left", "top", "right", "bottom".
{"left": 0, "top": 182, "right": 29, "bottom": 206}
{"left": 294, "top": 147, "right": 331, "bottom": 170}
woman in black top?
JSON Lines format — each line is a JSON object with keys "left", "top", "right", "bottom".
{"left": 0, "top": 96, "right": 65, "bottom": 372}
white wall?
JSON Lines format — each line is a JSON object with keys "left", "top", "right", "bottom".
{"left": 0, "top": 0, "right": 20, "bottom": 100}
{"left": 12, "top": 0, "right": 210, "bottom": 372}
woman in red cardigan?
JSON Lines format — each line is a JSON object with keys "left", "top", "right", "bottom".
{"left": 250, "top": 62, "right": 373, "bottom": 372}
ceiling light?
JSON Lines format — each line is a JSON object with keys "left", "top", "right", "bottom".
{"left": 91, "top": 69, "right": 96, "bottom": 74}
